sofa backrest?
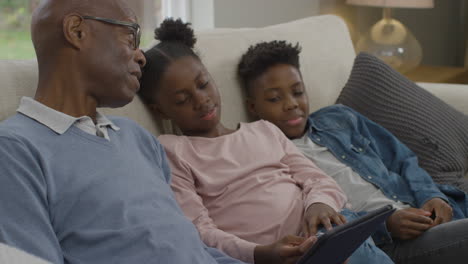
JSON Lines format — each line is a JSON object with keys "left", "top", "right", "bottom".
{"left": 0, "top": 15, "right": 355, "bottom": 136}
{"left": 0, "top": 60, "right": 163, "bottom": 136}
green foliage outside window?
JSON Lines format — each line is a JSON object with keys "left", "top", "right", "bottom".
{"left": 0, "top": 0, "right": 160, "bottom": 59}
{"left": 0, "top": 0, "right": 31, "bottom": 30}
{"left": 0, "top": 0, "right": 34, "bottom": 59}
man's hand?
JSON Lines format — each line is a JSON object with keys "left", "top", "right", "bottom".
{"left": 302, "top": 203, "right": 346, "bottom": 237}
{"left": 386, "top": 208, "right": 433, "bottom": 240}
{"left": 254, "top": 235, "right": 317, "bottom": 264}
{"left": 421, "top": 198, "right": 453, "bottom": 226}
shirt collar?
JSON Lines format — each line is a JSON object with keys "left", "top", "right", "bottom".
{"left": 17, "top": 97, "right": 120, "bottom": 134}
{"left": 95, "top": 112, "right": 120, "bottom": 131}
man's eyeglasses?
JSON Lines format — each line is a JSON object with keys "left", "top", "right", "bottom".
{"left": 82, "top": 15, "right": 141, "bottom": 50}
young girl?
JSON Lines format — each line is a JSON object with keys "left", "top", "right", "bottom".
{"left": 139, "top": 19, "right": 370, "bottom": 264}
{"left": 237, "top": 40, "right": 468, "bottom": 264}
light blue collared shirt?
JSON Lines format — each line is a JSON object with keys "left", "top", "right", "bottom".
{"left": 17, "top": 97, "right": 120, "bottom": 141}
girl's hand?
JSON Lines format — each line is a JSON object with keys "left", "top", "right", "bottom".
{"left": 302, "top": 203, "right": 346, "bottom": 237}
{"left": 254, "top": 235, "right": 317, "bottom": 264}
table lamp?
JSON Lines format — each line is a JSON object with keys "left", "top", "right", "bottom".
{"left": 347, "top": 0, "right": 434, "bottom": 73}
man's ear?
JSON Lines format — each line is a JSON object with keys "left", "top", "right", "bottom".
{"left": 147, "top": 104, "right": 170, "bottom": 120}
{"left": 63, "top": 14, "right": 88, "bottom": 50}
{"left": 246, "top": 97, "right": 259, "bottom": 118}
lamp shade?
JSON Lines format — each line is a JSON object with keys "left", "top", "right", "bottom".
{"left": 346, "top": 0, "right": 434, "bottom": 8}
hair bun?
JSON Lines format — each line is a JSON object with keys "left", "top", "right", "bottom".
{"left": 154, "top": 18, "right": 197, "bottom": 48}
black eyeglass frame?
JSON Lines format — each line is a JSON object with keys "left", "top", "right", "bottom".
{"left": 82, "top": 15, "right": 141, "bottom": 50}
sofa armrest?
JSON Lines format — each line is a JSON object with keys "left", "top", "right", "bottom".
{"left": 417, "top": 82, "right": 468, "bottom": 115}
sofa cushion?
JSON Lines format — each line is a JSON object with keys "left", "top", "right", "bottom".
{"left": 336, "top": 52, "right": 468, "bottom": 192}
{"left": 0, "top": 60, "right": 162, "bottom": 136}
{"left": 0, "top": 60, "right": 37, "bottom": 121}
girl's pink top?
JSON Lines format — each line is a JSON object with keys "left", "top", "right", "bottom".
{"left": 159, "top": 120, "right": 346, "bottom": 263}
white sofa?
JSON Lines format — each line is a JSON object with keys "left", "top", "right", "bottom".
{"left": 1, "top": 13, "right": 468, "bottom": 262}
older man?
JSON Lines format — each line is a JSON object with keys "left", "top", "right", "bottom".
{"left": 0, "top": 0, "right": 248, "bottom": 263}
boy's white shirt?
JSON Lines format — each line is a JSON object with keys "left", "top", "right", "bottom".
{"left": 292, "top": 134, "right": 409, "bottom": 212}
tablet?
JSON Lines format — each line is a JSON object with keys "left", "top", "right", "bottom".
{"left": 297, "top": 204, "right": 396, "bottom": 264}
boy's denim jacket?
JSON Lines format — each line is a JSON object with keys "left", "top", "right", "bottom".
{"left": 306, "top": 104, "right": 468, "bottom": 245}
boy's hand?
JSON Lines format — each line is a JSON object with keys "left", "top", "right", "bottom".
{"left": 302, "top": 203, "right": 346, "bottom": 237}
{"left": 386, "top": 208, "right": 433, "bottom": 240}
{"left": 421, "top": 198, "right": 453, "bottom": 226}
{"left": 254, "top": 235, "right": 317, "bottom": 264}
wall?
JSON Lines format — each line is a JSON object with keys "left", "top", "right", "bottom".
{"left": 213, "top": 0, "right": 319, "bottom": 28}
{"left": 191, "top": 0, "right": 214, "bottom": 30}
{"left": 210, "top": 0, "right": 466, "bottom": 67}
{"left": 397, "top": 0, "right": 465, "bottom": 66}
{"left": 326, "top": 0, "right": 467, "bottom": 66}
{"left": 127, "top": 0, "right": 160, "bottom": 33}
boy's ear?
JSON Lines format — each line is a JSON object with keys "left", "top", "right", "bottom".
{"left": 147, "top": 104, "right": 170, "bottom": 120}
{"left": 246, "top": 97, "right": 259, "bottom": 118}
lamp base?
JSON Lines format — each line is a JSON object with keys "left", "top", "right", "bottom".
{"left": 356, "top": 17, "right": 423, "bottom": 73}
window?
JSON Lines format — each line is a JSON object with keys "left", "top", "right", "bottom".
{"left": 0, "top": 0, "right": 165, "bottom": 59}
{"left": 0, "top": 0, "right": 38, "bottom": 59}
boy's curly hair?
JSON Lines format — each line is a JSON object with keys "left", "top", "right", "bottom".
{"left": 237, "top": 40, "right": 302, "bottom": 96}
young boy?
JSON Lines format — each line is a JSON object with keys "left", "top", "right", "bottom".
{"left": 237, "top": 40, "right": 468, "bottom": 264}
